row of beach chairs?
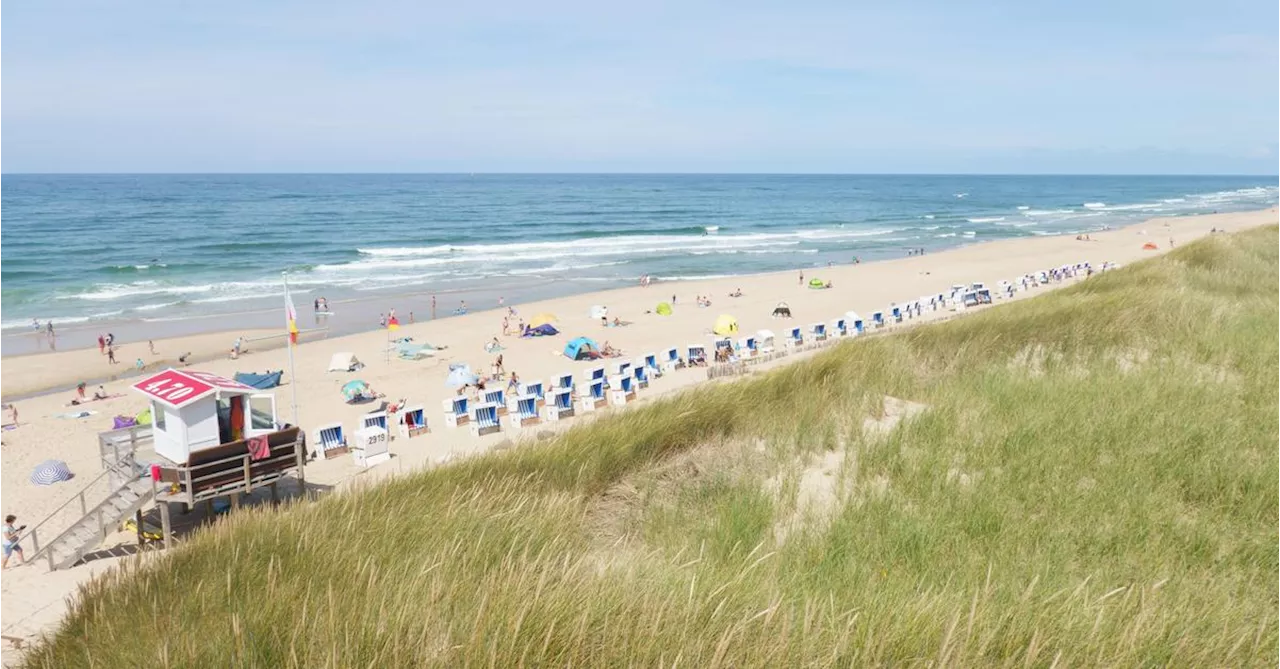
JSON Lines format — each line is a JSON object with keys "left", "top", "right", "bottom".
{"left": 439, "top": 356, "right": 669, "bottom": 437}
{"left": 311, "top": 261, "right": 1099, "bottom": 460}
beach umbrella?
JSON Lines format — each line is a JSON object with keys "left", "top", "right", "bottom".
{"left": 445, "top": 366, "right": 479, "bottom": 388}
{"left": 712, "top": 314, "right": 739, "bottom": 336}
{"left": 30, "top": 459, "right": 73, "bottom": 486}
{"left": 529, "top": 313, "right": 558, "bottom": 327}
{"left": 341, "top": 380, "right": 370, "bottom": 401}
{"left": 589, "top": 305, "right": 608, "bottom": 319}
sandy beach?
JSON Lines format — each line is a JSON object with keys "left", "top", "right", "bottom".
{"left": 0, "top": 207, "right": 1273, "bottom": 658}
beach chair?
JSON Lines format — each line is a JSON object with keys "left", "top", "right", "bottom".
{"left": 844, "top": 312, "right": 861, "bottom": 335}
{"left": 609, "top": 374, "right": 636, "bottom": 406}
{"left": 587, "top": 366, "right": 606, "bottom": 387}
{"left": 786, "top": 327, "right": 803, "bottom": 349}
{"left": 579, "top": 378, "right": 607, "bottom": 412}
{"left": 610, "top": 360, "right": 632, "bottom": 380}
{"left": 544, "top": 388, "right": 575, "bottom": 421}
{"left": 363, "top": 410, "right": 388, "bottom": 432}
{"left": 687, "top": 345, "right": 707, "bottom": 367}
{"left": 713, "top": 338, "right": 734, "bottom": 362}
{"left": 469, "top": 403, "right": 502, "bottom": 437}
{"left": 313, "top": 423, "right": 348, "bottom": 459}
{"left": 872, "top": 312, "right": 885, "bottom": 328}
{"left": 737, "top": 335, "right": 757, "bottom": 357}
{"left": 442, "top": 396, "right": 470, "bottom": 428}
{"left": 352, "top": 425, "right": 390, "bottom": 468}
{"left": 756, "top": 329, "right": 776, "bottom": 353}
{"left": 643, "top": 353, "right": 663, "bottom": 377}
{"left": 833, "top": 318, "right": 847, "bottom": 338}
{"left": 633, "top": 364, "right": 650, "bottom": 389}
{"left": 890, "top": 306, "right": 903, "bottom": 323}
{"left": 662, "top": 347, "right": 682, "bottom": 373}
{"left": 511, "top": 395, "right": 541, "bottom": 428}
{"left": 484, "top": 388, "right": 508, "bottom": 416}
{"left": 977, "top": 289, "right": 993, "bottom": 304}
{"left": 809, "top": 322, "right": 827, "bottom": 342}
{"left": 551, "top": 372, "right": 575, "bottom": 393}
{"left": 962, "top": 291, "right": 980, "bottom": 307}
{"left": 398, "top": 406, "right": 429, "bottom": 438}
{"left": 521, "top": 381, "right": 546, "bottom": 408}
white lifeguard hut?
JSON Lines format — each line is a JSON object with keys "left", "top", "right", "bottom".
{"left": 132, "top": 368, "right": 279, "bottom": 464}
{"left": 121, "top": 369, "right": 306, "bottom": 541}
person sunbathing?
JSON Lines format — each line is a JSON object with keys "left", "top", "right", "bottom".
{"left": 93, "top": 386, "right": 108, "bottom": 400}
{"left": 729, "top": 288, "right": 743, "bottom": 297}
{"left": 602, "top": 341, "right": 623, "bottom": 357}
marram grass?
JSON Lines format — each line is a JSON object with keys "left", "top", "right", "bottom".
{"left": 24, "top": 226, "right": 1278, "bottom": 668}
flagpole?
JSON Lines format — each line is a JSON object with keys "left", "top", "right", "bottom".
{"left": 282, "top": 271, "right": 299, "bottom": 426}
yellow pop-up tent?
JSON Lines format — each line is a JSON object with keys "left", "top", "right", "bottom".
{"left": 655, "top": 302, "right": 673, "bottom": 316}
{"left": 713, "top": 314, "right": 739, "bottom": 335}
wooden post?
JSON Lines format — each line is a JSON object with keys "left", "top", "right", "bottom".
{"left": 78, "top": 491, "right": 87, "bottom": 516}
{"left": 97, "top": 508, "right": 107, "bottom": 540}
{"left": 159, "top": 502, "right": 172, "bottom": 550}
{"left": 295, "top": 436, "right": 307, "bottom": 499}
{"left": 229, "top": 493, "right": 240, "bottom": 510}
{"left": 205, "top": 499, "right": 214, "bottom": 516}
{"left": 269, "top": 482, "right": 278, "bottom": 504}
{"left": 243, "top": 456, "right": 253, "bottom": 493}
{"left": 134, "top": 510, "right": 144, "bottom": 546}
{"left": 29, "top": 528, "right": 40, "bottom": 555}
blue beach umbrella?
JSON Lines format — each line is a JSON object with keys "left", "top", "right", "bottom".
{"left": 445, "top": 365, "right": 479, "bottom": 389}
{"left": 341, "top": 380, "right": 370, "bottom": 401}
{"left": 30, "top": 459, "right": 73, "bottom": 486}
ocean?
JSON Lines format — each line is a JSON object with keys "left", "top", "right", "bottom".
{"left": 2, "top": 174, "right": 1275, "bottom": 351}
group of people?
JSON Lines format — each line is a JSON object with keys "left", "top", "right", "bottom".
{"left": 96, "top": 333, "right": 119, "bottom": 364}
{"left": 906, "top": 248, "right": 927, "bottom": 256}
{"left": 694, "top": 295, "right": 713, "bottom": 308}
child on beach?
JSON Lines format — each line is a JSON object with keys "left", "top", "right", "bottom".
{"left": 98, "top": 334, "right": 106, "bottom": 355}
{"left": 107, "top": 347, "right": 117, "bottom": 364}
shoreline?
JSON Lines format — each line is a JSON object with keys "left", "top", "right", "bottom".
{"left": 1, "top": 208, "right": 1273, "bottom": 657}
{"left": 3, "top": 207, "right": 1272, "bottom": 399}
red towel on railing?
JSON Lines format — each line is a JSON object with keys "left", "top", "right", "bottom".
{"left": 247, "top": 435, "right": 270, "bottom": 461}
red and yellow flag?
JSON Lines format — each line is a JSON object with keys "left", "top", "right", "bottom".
{"left": 285, "top": 289, "right": 299, "bottom": 345}
{"left": 387, "top": 315, "right": 400, "bottom": 331}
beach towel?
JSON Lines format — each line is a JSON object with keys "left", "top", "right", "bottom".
{"left": 247, "top": 435, "right": 270, "bottom": 461}
{"left": 113, "top": 415, "right": 138, "bottom": 430}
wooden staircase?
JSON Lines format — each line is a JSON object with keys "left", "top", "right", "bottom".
{"left": 25, "top": 456, "right": 157, "bottom": 571}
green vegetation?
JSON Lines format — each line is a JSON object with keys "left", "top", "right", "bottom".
{"left": 26, "top": 227, "right": 1278, "bottom": 668}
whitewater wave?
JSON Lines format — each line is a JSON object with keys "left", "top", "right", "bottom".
{"left": 1082, "top": 202, "right": 1107, "bottom": 209}
{"left": 966, "top": 217, "right": 1005, "bottom": 223}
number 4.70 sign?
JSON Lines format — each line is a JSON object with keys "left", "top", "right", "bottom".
{"left": 132, "top": 370, "right": 218, "bottom": 409}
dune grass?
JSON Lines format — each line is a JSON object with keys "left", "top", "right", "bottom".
{"left": 23, "top": 226, "right": 1278, "bottom": 668}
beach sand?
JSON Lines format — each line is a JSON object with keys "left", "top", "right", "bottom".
{"left": 1, "top": 208, "right": 1273, "bottom": 658}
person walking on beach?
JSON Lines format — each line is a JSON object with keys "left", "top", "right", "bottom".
{"left": 798, "top": 270, "right": 804, "bottom": 285}
{"left": 98, "top": 334, "right": 106, "bottom": 355}
{"left": 149, "top": 340, "right": 156, "bottom": 355}
{"left": 498, "top": 296, "right": 505, "bottom": 308}
{"left": 409, "top": 311, "right": 415, "bottom": 324}
{"left": 3, "top": 515, "right": 24, "bottom": 569}
{"left": 107, "top": 346, "right": 117, "bottom": 365}
{"left": 431, "top": 295, "right": 437, "bottom": 320}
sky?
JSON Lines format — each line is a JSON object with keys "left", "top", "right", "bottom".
{"left": 2, "top": 0, "right": 1277, "bottom": 174}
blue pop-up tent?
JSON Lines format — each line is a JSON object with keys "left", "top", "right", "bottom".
{"left": 523, "top": 323, "right": 560, "bottom": 337}
{"left": 563, "top": 336, "right": 600, "bottom": 360}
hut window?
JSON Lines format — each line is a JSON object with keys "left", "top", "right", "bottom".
{"left": 152, "top": 401, "right": 166, "bottom": 431}
{"left": 249, "top": 396, "right": 274, "bottom": 430}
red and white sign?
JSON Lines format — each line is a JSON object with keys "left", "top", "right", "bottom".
{"left": 131, "top": 369, "right": 257, "bottom": 409}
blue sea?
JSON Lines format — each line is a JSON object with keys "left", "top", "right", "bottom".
{"left": 2, "top": 174, "right": 1275, "bottom": 348}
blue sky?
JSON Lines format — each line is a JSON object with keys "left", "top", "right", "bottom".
{"left": 3, "top": 0, "right": 1276, "bottom": 173}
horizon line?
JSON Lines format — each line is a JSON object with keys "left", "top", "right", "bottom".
{"left": 4, "top": 171, "right": 1278, "bottom": 178}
